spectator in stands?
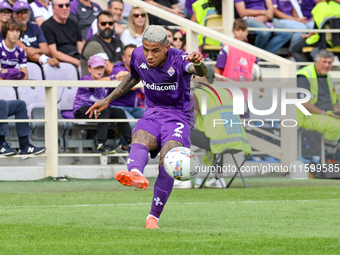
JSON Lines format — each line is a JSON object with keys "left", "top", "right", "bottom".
{"left": 85, "top": 0, "right": 125, "bottom": 40}
{"left": 214, "top": 19, "right": 261, "bottom": 118}
{"left": 74, "top": 55, "right": 131, "bottom": 154}
{"left": 108, "top": 44, "right": 145, "bottom": 151}
{"left": 297, "top": 50, "right": 340, "bottom": 163}
{"left": 120, "top": 6, "right": 149, "bottom": 47}
{"left": 0, "top": 2, "right": 12, "bottom": 40}
{"left": 291, "top": 0, "right": 340, "bottom": 62}
{"left": 171, "top": 29, "right": 186, "bottom": 51}
{"left": 165, "top": 26, "right": 173, "bottom": 45}
{"left": 0, "top": 99, "right": 46, "bottom": 159}
{"left": 273, "top": 0, "right": 314, "bottom": 54}
{"left": 214, "top": 19, "right": 260, "bottom": 81}
{"left": 191, "top": 0, "right": 221, "bottom": 50}
{"left": 80, "top": 10, "right": 123, "bottom": 77}
{"left": 30, "top": 0, "right": 53, "bottom": 26}
{"left": 12, "top": 1, "right": 59, "bottom": 67}
{"left": 235, "top": 0, "right": 293, "bottom": 54}
{"left": 41, "top": 0, "right": 84, "bottom": 67}
{"left": 144, "top": 0, "right": 186, "bottom": 25}
{"left": 69, "top": 0, "right": 102, "bottom": 40}
{"left": 0, "top": 20, "right": 45, "bottom": 159}
{"left": 4, "top": 0, "right": 36, "bottom": 23}
{"left": 0, "top": 18, "right": 28, "bottom": 80}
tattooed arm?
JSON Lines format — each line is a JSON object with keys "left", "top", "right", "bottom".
{"left": 106, "top": 73, "right": 140, "bottom": 103}
{"left": 186, "top": 51, "right": 208, "bottom": 77}
{"left": 85, "top": 73, "right": 140, "bottom": 119}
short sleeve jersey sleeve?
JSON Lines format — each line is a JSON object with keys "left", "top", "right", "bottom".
{"left": 18, "top": 47, "right": 27, "bottom": 68}
{"left": 129, "top": 48, "right": 141, "bottom": 80}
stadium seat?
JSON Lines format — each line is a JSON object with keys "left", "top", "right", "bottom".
{"left": 191, "top": 129, "right": 250, "bottom": 188}
{"left": 17, "top": 87, "right": 68, "bottom": 151}
{"left": 205, "top": 14, "right": 223, "bottom": 32}
{"left": 302, "top": 47, "right": 340, "bottom": 53}
{"left": 42, "top": 62, "right": 79, "bottom": 81}
{"left": 59, "top": 87, "right": 78, "bottom": 119}
{"left": 27, "top": 62, "right": 43, "bottom": 80}
{"left": 202, "top": 14, "right": 222, "bottom": 55}
{"left": 297, "top": 128, "right": 326, "bottom": 165}
{"left": 0, "top": 87, "right": 18, "bottom": 143}
{"left": 0, "top": 86, "right": 17, "bottom": 100}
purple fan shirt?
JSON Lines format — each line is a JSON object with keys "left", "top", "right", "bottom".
{"left": 185, "top": 0, "right": 196, "bottom": 15}
{"left": 73, "top": 73, "right": 107, "bottom": 112}
{"left": 0, "top": 40, "right": 27, "bottom": 70}
{"left": 272, "top": 0, "right": 293, "bottom": 16}
{"left": 108, "top": 61, "right": 141, "bottom": 107}
{"left": 130, "top": 47, "right": 194, "bottom": 121}
{"left": 234, "top": 0, "right": 266, "bottom": 11}
{"left": 300, "top": 0, "right": 316, "bottom": 20}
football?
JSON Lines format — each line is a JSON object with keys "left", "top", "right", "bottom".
{"left": 164, "top": 147, "right": 200, "bottom": 181}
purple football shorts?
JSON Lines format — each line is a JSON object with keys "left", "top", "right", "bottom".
{"left": 132, "top": 110, "right": 191, "bottom": 158}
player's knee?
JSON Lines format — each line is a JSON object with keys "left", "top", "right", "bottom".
{"left": 132, "top": 130, "right": 158, "bottom": 151}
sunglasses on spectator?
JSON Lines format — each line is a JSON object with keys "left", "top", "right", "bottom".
{"left": 17, "top": 10, "right": 30, "bottom": 15}
{"left": 174, "top": 37, "right": 183, "bottom": 41}
{"left": 100, "top": 21, "right": 114, "bottom": 26}
{"left": 133, "top": 13, "right": 146, "bottom": 18}
{"left": 57, "top": 3, "right": 70, "bottom": 8}
{"left": 0, "top": 10, "right": 11, "bottom": 15}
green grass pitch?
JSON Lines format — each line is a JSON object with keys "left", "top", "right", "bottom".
{"left": 0, "top": 177, "right": 339, "bottom": 254}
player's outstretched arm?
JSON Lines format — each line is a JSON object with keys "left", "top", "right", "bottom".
{"left": 186, "top": 51, "right": 208, "bottom": 77}
{"left": 85, "top": 73, "right": 140, "bottom": 119}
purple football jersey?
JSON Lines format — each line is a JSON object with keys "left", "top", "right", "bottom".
{"left": 234, "top": 0, "right": 266, "bottom": 11}
{"left": 272, "top": 0, "right": 293, "bottom": 16}
{"left": 108, "top": 61, "right": 141, "bottom": 107}
{"left": 73, "top": 73, "right": 107, "bottom": 112}
{"left": 130, "top": 47, "right": 193, "bottom": 118}
{"left": 300, "top": 0, "right": 315, "bottom": 20}
{"left": 0, "top": 40, "right": 27, "bottom": 70}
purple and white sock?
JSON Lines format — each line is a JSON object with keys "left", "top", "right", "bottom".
{"left": 126, "top": 143, "right": 149, "bottom": 175}
{"left": 149, "top": 165, "right": 174, "bottom": 219}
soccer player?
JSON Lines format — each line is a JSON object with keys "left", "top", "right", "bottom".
{"left": 86, "top": 25, "right": 208, "bottom": 229}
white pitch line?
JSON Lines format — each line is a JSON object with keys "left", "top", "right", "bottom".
{"left": 0, "top": 198, "right": 339, "bottom": 209}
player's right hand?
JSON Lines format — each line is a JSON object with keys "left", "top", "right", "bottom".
{"left": 85, "top": 99, "right": 109, "bottom": 119}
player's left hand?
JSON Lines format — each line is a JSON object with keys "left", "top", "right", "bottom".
{"left": 186, "top": 52, "right": 203, "bottom": 65}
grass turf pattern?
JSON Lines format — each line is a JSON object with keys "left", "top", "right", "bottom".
{"left": 0, "top": 177, "right": 339, "bottom": 254}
